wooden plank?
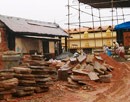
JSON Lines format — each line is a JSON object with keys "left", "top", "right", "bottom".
{"left": 94, "top": 61, "right": 107, "bottom": 74}
{"left": 88, "top": 72, "right": 99, "bottom": 80}
{"left": 72, "top": 70, "right": 88, "bottom": 75}
{"left": 70, "top": 75, "right": 88, "bottom": 81}
{"left": 86, "top": 55, "right": 94, "bottom": 63}
{"left": 14, "top": 74, "right": 35, "bottom": 79}
{"left": 0, "top": 73, "right": 14, "bottom": 80}
{"left": 33, "top": 75, "right": 50, "bottom": 78}
{"left": 58, "top": 68, "right": 69, "bottom": 81}
{"left": 77, "top": 55, "right": 86, "bottom": 63}
{"left": 35, "top": 77, "right": 52, "bottom": 82}
{"left": 0, "top": 89, "right": 16, "bottom": 95}
{"left": 14, "top": 90, "right": 34, "bottom": 97}
{"left": 18, "top": 80, "right": 36, "bottom": 86}
{"left": 0, "top": 78, "right": 18, "bottom": 88}
{"left": 95, "top": 56, "right": 103, "bottom": 60}
{"left": 12, "top": 67, "right": 32, "bottom": 74}
{"left": 34, "top": 86, "right": 49, "bottom": 93}
{"left": 70, "top": 57, "right": 77, "bottom": 62}
{"left": 0, "top": 94, "right": 12, "bottom": 100}
{"left": 16, "top": 86, "right": 36, "bottom": 91}
{"left": 99, "top": 74, "right": 112, "bottom": 83}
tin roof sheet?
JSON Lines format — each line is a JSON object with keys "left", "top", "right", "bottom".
{"left": 0, "top": 15, "right": 68, "bottom": 37}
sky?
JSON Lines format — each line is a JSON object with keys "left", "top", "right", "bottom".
{"left": 0, "top": 0, "right": 130, "bottom": 29}
{"left": 0, "top": 0, "right": 68, "bottom": 28}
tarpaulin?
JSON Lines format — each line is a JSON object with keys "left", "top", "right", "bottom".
{"left": 114, "top": 21, "right": 130, "bottom": 30}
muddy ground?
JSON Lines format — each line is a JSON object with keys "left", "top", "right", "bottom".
{"left": 1, "top": 53, "right": 130, "bottom": 102}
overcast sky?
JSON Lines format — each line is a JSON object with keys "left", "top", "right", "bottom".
{"left": 0, "top": 0, "right": 68, "bottom": 28}
{"left": 0, "top": 0, "right": 130, "bottom": 29}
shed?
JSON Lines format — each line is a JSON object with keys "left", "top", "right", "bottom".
{"left": 0, "top": 14, "right": 68, "bottom": 56}
{"left": 114, "top": 21, "right": 130, "bottom": 47}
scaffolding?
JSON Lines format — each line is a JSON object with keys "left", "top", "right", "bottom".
{"left": 67, "top": 0, "right": 130, "bottom": 52}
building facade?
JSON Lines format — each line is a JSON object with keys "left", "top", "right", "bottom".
{"left": 0, "top": 15, "right": 68, "bottom": 56}
{"left": 64, "top": 26, "right": 116, "bottom": 53}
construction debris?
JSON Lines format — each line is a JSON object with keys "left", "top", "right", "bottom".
{"left": 0, "top": 51, "right": 117, "bottom": 100}
{"left": 87, "top": 72, "right": 99, "bottom": 80}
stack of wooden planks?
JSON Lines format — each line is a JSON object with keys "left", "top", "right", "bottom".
{"left": 13, "top": 67, "right": 36, "bottom": 97}
{"left": 29, "top": 65, "right": 57, "bottom": 93}
{"left": 0, "top": 69, "right": 18, "bottom": 100}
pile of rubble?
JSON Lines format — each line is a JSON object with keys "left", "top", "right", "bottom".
{"left": 0, "top": 52, "right": 116, "bottom": 100}
{"left": 48, "top": 53, "right": 114, "bottom": 90}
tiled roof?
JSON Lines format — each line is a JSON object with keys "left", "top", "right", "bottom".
{"left": 65, "top": 25, "right": 114, "bottom": 34}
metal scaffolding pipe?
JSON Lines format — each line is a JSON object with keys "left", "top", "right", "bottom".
{"left": 111, "top": 0, "right": 114, "bottom": 44}
{"left": 101, "top": 14, "right": 130, "bottom": 18}
{"left": 78, "top": 1, "right": 81, "bottom": 53}
{"left": 121, "top": 7, "right": 125, "bottom": 22}
{"left": 116, "top": 8, "right": 119, "bottom": 24}
{"left": 65, "top": 18, "right": 124, "bottom": 25}
{"left": 69, "top": 5, "right": 99, "bottom": 18}
{"left": 67, "top": 0, "right": 129, "bottom": 53}
{"left": 99, "top": 8, "right": 103, "bottom": 46}
{"left": 91, "top": 6, "right": 96, "bottom": 48}
{"left": 67, "top": 0, "right": 70, "bottom": 51}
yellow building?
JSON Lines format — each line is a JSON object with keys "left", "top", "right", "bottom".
{"left": 63, "top": 26, "right": 116, "bottom": 53}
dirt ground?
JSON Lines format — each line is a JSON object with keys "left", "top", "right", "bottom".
{"left": 2, "top": 53, "right": 130, "bottom": 102}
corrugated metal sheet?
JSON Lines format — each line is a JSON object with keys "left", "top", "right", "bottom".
{"left": 0, "top": 15, "right": 68, "bottom": 37}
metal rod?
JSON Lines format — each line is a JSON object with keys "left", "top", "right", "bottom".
{"left": 67, "top": 0, "right": 70, "bottom": 51}
{"left": 99, "top": 8, "right": 103, "bottom": 46}
{"left": 78, "top": 1, "right": 81, "bottom": 53}
{"left": 69, "top": 5, "right": 99, "bottom": 18}
{"left": 116, "top": 8, "right": 119, "bottom": 24}
{"left": 101, "top": 13, "right": 130, "bottom": 18}
{"left": 111, "top": 0, "right": 114, "bottom": 44}
{"left": 65, "top": 18, "right": 124, "bottom": 25}
{"left": 91, "top": 6, "right": 96, "bottom": 48}
{"left": 121, "top": 7, "right": 125, "bottom": 22}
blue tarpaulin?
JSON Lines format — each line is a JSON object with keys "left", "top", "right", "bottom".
{"left": 114, "top": 21, "right": 130, "bottom": 30}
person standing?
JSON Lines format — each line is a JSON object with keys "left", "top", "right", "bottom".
{"left": 113, "top": 41, "right": 119, "bottom": 55}
{"left": 103, "top": 45, "right": 108, "bottom": 54}
{"left": 107, "top": 47, "right": 112, "bottom": 56}
{"left": 118, "top": 43, "right": 126, "bottom": 59}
